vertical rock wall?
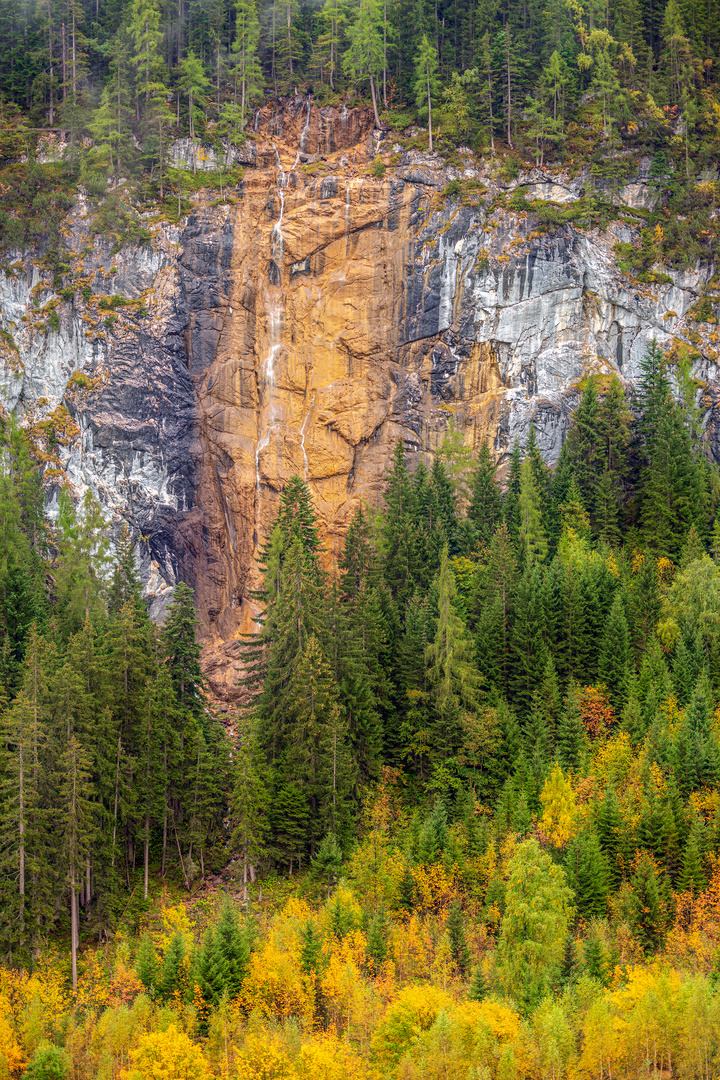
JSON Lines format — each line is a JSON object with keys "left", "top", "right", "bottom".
{"left": 0, "top": 101, "right": 717, "bottom": 696}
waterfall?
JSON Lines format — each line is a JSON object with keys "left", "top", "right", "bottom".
{"left": 438, "top": 236, "right": 456, "bottom": 331}
{"left": 254, "top": 155, "right": 287, "bottom": 538}
{"left": 300, "top": 393, "right": 316, "bottom": 480}
{"left": 299, "top": 96, "right": 312, "bottom": 154}
{"left": 345, "top": 181, "right": 351, "bottom": 253}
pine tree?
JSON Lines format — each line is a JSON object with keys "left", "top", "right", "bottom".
{"left": 162, "top": 582, "right": 205, "bottom": 716}
{"left": 557, "top": 680, "right": 586, "bottom": 769}
{"left": 310, "top": 831, "right": 343, "bottom": 893}
{"left": 504, "top": 444, "right": 523, "bottom": 546}
{"left": 425, "top": 546, "right": 483, "bottom": 771}
{"left": 54, "top": 489, "right": 109, "bottom": 640}
{"left": 678, "top": 816, "right": 706, "bottom": 893}
{"left": 598, "top": 591, "right": 630, "bottom": 708}
{"left": 382, "top": 442, "right": 420, "bottom": 611}
{"left": 509, "top": 564, "right": 547, "bottom": 712}
{"left": 519, "top": 456, "right": 548, "bottom": 565}
{"left": 136, "top": 936, "right": 158, "bottom": 994}
{"left": 565, "top": 830, "right": 609, "bottom": 919}
{"left": 230, "top": 714, "right": 269, "bottom": 897}
{"left": 233, "top": 0, "right": 263, "bottom": 125}
{"left": 468, "top": 442, "right": 503, "bottom": 549}
{"left": 413, "top": 33, "right": 441, "bottom": 150}
{"left": 343, "top": 0, "right": 384, "bottom": 126}
{"left": 468, "top": 964, "right": 487, "bottom": 1000}
{"left": 58, "top": 735, "right": 95, "bottom": 990}
{"left": 158, "top": 932, "right": 187, "bottom": 1001}
{"left": 596, "top": 785, "right": 622, "bottom": 887}
{"left": 630, "top": 851, "right": 666, "bottom": 954}
{"left": 176, "top": 49, "right": 210, "bottom": 145}
{"left": 446, "top": 899, "right": 471, "bottom": 974}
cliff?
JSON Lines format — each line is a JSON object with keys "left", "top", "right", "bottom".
{"left": 1, "top": 100, "right": 717, "bottom": 698}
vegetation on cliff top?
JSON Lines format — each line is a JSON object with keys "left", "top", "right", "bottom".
{"left": 0, "top": 0, "right": 718, "bottom": 269}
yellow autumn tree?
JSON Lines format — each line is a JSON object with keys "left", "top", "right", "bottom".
{"left": 120, "top": 1024, "right": 213, "bottom": 1080}
{"left": 371, "top": 984, "right": 454, "bottom": 1072}
{"left": 297, "top": 1033, "right": 371, "bottom": 1080}
{"left": 0, "top": 1006, "right": 24, "bottom": 1080}
{"left": 235, "top": 1030, "right": 294, "bottom": 1080}
{"left": 539, "top": 764, "right": 578, "bottom": 848}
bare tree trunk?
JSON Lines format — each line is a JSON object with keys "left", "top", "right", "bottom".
{"left": 143, "top": 810, "right": 150, "bottom": 900}
{"left": 19, "top": 733, "right": 25, "bottom": 937}
{"left": 111, "top": 735, "right": 121, "bottom": 870}
{"left": 48, "top": 0, "right": 54, "bottom": 125}
{"left": 70, "top": 879, "right": 79, "bottom": 989}
{"left": 61, "top": 21, "right": 66, "bottom": 101}
{"left": 506, "top": 33, "right": 513, "bottom": 147}
{"left": 427, "top": 69, "right": 433, "bottom": 151}
{"left": 369, "top": 74, "right": 380, "bottom": 129}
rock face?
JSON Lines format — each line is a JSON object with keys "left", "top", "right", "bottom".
{"left": 1, "top": 99, "right": 718, "bottom": 697}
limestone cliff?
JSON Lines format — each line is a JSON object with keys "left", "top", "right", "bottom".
{"left": 1, "top": 100, "right": 717, "bottom": 697}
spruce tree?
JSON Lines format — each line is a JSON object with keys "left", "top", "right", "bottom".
{"left": 446, "top": 899, "right": 471, "bottom": 974}
{"left": 679, "top": 816, "right": 706, "bottom": 893}
{"left": 161, "top": 582, "right": 205, "bottom": 716}
{"left": 519, "top": 456, "right": 548, "bottom": 565}
{"left": 598, "top": 591, "right": 630, "bottom": 708}
{"left": 557, "top": 680, "right": 585, "bottom": 769}
{"left": 425, "top": 546, "right": 483, "bottom": 766}
{"left": 565, "top": 830, "right": 609, "bottom": 920}
{"left": 468, "top": 442, "right": 503, "bottom": 549}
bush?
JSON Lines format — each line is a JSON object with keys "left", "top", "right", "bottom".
{"left": 443, "top": 178, "right": 462, "bottom": 198}
{"left": 371, "top": 156, "right": 386, "bottom": 178}
{"left": 23, "top": 1042, "right": 70, "bottom": 1080}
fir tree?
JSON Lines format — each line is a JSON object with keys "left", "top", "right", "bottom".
{"left": 557, "top": 680, "right": 585, "bottom": 769}
{"left": 446, "top": 899, "right": 471, "bottom": 974}
{"left": 468, "top": 442, "right": 503, "bottom": 549}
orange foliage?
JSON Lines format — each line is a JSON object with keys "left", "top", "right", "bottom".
{"left": 108, "top": 961, "right": 144, "bottom": 1007}
{"left": 0, "top": 1000, "right": 24, "bottom": 1080}
{"left": 666, "top": 854, "right": 720, "bottom": 968}
{"left": 579, "top": 685, "right": 616, "bottom": 739}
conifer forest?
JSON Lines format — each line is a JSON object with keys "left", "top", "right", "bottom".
{"left": 2, "top": 338, "right": 720, "bottom": 1076}
{"left": 1, "top": 0, "right": 720, "bottom": 1061}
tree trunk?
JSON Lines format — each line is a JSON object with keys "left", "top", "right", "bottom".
{"left": 143, "top": 810, "right": 150, "bottom": 900}
{"left": 427, "top": 69, "right": 433, "bottom": 151}
{"left": 111, "top": 735, "right": 121, "bottom": 870}
{"left": 70, "top": 878, "right": 79, "bottom": 989}
{"left": 48, "top": 0, "right": 54, "bottom": 126}
{"left": 19, "top": 732, "right": 25, "bottom": 937}
{"left": 506, "top": 38, "right": 512, "bottom": 147}
{"left": 369, "top": 73, "right": 380, "bottom": 129}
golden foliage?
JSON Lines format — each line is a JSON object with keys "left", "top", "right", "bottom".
{"left": 371, "top": 983, "right": 454, "bottom": 1071}
{"left": 539, "top": 764, "right": 578, "bottom": 849}
{"left": 239, "top": 941, "right": 311, "bottom": 1021}
{"left": 120, "top": 1024, "right": 213, "bottom": 1080}
{"left": 0, "top": 1001, "right": 24, "bottom": 1080}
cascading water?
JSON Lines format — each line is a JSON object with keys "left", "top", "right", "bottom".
{"left": 299, "top": 96, "right": 312, "bottom": 154}
{"left": 438, "top": 235, "right": 456, "bottom": 331}
{"left": 300, "top": 392, "right": 316, "bottom": 480}
{"left": 254, "top": 149, "right": 287, "bottom": 541}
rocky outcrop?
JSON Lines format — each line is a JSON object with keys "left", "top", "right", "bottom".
{"left": 1, "top": 102, "right": 718, "bottom": 697}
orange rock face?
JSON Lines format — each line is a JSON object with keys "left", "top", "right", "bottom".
{"left": 187, "top": 118, "right": 512, "bottom": 697}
